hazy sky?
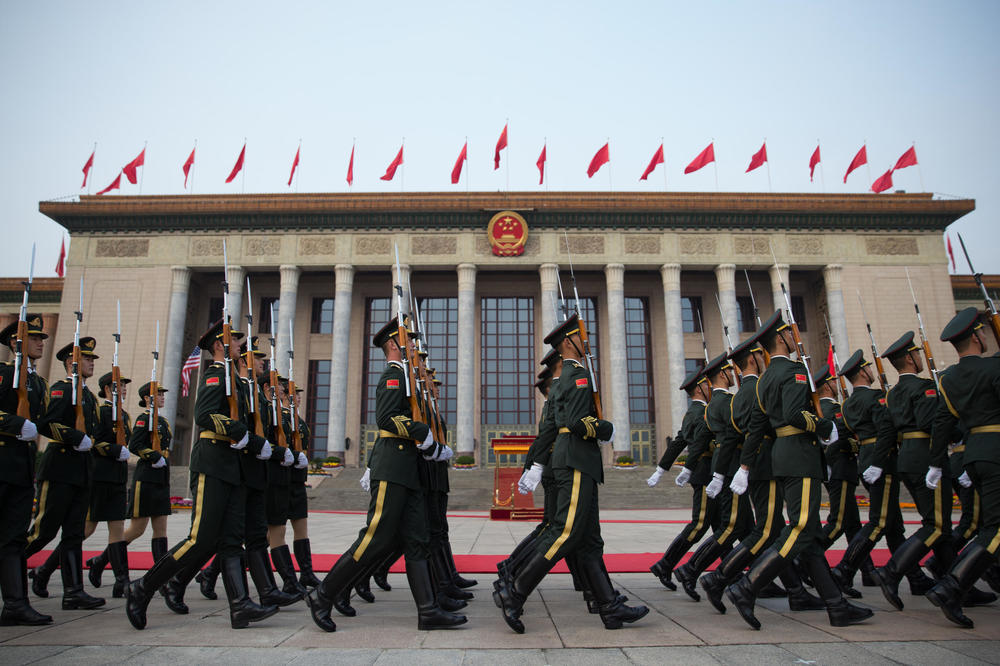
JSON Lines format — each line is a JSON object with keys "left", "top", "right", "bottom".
{"left": 2, "top": 1, "right": 997, "bottom": 277}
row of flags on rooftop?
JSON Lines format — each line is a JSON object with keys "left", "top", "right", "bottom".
{"left": 79, "top": 125, "right": 922, "bottom": 196}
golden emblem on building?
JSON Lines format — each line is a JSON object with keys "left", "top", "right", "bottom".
{"left": 487, "top": 211, "right": 528, "bottom": 257}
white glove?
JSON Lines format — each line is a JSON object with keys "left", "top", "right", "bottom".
{"left": 117, "top": 446, "right": 131, "bottom": 462}
{"left": 296, "top": 451, "right": 308, "bottom": 469}
{"left": 862, "top": 465, "right": 883, "bottom": 484}
{"left": 826, "top": 466, "right": 833, "bottom": 480}
{"left": 17, "top": 419, "right": 37, "bottom": 441}
{"left": 958, "top": 471, "right": 973, "bottom": 488}
{"left": 256, "top": 440, "right": 272, "bottom": 460}
{"left": 674, "top": 467, "right": 692, "bottom": 487}
{"left": 730, "top": 467, "right": 749, "bottom": 495}
{"left": 519, "top": 462, "right": 543, "bottom": 495}
{"left": 74, "top": 435, "right": 93, "bottom": 452}
{"left": 819, "top": 422, "right": 839, "bottom": 447}
{"left": 232, "top": 433, "right": 249, "bottom": 450}
{"left": 419, "top": 430, "right": 435, "bottom": 450}
{"left": 925, "top": 466, "right": 942, "bottom": 490}
{"left": 646, "top": 466, "right": 666, "bottom": 488}
{"left": 151, "top": 456, "right": 167, "bottom": 469}
{"left": 281, "top": 447, "right": 295, "bottom": 466}
{"left": 598, "top": 423, "right": 615, "bottom": 446}
{"left": 516, "top": 470, "right": 530, "bottom": 495}
{"left": 706, "top": 472, "right": 725, "bottom": 498}
{"left": 360, "top": 467, "right": 371, "bottom": 492}
{"left": 436, "top": 445, "right": 454, "bottom": 462}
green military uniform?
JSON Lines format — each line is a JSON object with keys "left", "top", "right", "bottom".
{"left": 288, "top": 414, "right": 310, "bottom": 520}
{"left": 265, "top": 403, "right": 292, "bottom": 527}
{"left": 89, "top": 375, "right": 132, "bottom": 523}
{"left": 814, "top": 368, "right": 861, "bottom": 549}
{"left": 128, "top": 406, "right": 172, "bottom": 519}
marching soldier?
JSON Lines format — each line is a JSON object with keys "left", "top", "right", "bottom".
{"left": 27, "top": 336, "right": 105, "bottom": 610}
{"left": 126, "top": 319, "right": 278, "bottom": 630}
{"left": 725, "top": 311, "right": 872, "bottom": 629}
{"left": 925, "top": 308, "right": 1000, "bottom": 627}
{"left": 286, "top": 385, "right": 320, "bottom": 591}
{"left": 0, "top": 315, "right": 51, "bottom": 625}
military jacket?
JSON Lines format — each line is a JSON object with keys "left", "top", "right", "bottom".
{"left": 551, "top": 359, "right": 612, "bottom": 484}
{"left": 192, "top": 361, "right": 265, "bottom": 486}
{"left": 821, "top": 397, "right": 857, "bottom": 482}
{"left": 236, "top": 376, "right": 269, "bottom": 490}
{"left": 369, "top": 361, "right": 431, "bottom": 491}
{"left": 525, "top": 378, "right": 561, "bottom": 481}
{"left": 36, "top": 378, "right": 99, "bottom": 487}
{"left": 874, "top": 374, "right": 938, "bottom": 475}
{"left": 267, "top": 406, "right": 293, "bottom": 487}
{"left": 92, "top": 400, "right": 132, "bottom": 484}
{"left": 0, "top": 362, "right": 47, "bottom": 486}
{"left": 736, "top": 375, "right": 775, "bottom": 481}
{"left": 291, "top": 416, "right": 310, "bottom": 485}
{"left": 680, "top": 400, "right": 714, "bottom": 486}
{"left": 706, "top": 388, "right": 742, "bottom": 478}
{"left": 841, "top": 385, "right": 886, "bottom": 472}
{"left": 130, "top": 410, "right": 172, "bottom": 485}
{"left": 932, "top": 355, "right": 1000, "bottom": 467}
{"left": 750, "top": 356, "right": 831, "bottom": 479}
{"left": 657, "top": 429, "right": 688, "bottom": 470}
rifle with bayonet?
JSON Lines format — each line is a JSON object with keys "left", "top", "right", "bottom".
{"left": 71, "top": 276, "right": 86, "bottom": 431}
{"left": 287, "top": 319, "right": 303, "bottom": 453}
{"left": 244, "top": 278, "right": 265, "bottom": 437}
{"left": 12, "top": 244, "right": 35, "bottom": 420}
{"left": 695, "top": 307, "right": 713, "bottom": 390}
{"left": 112, "top": 300, "right": 126, "bottom": 448}
{"left": 904, "top": 267, "right": 940, "bottom": 389}
{"left": 563, "top": 232, "right": 603, "bottom": 419}
{"left": 857, "top": 290, "right": 890, "bottom": 390}
{"left": 714, "top": 293, "right": 741, "bottom": 388}
{"left": 268, "top": 305, "right": 288, "bottom": 451}
{"left": 406, "top": 291, "right": 446, "bottom": 446}
{"left": 393, "top": 244, "right": 423, "bottom": 423}
{"left": 221, "top": 241, "right": 239, "bottom": 419}
{"left": 957, "top": 232, "right": 1000, "bottom": 346}
{"left": 150, "top": 321, "right": 162, "bottom": 452}
{"left": 823, "top": 313, "right": 848, "bottom": 402}
{"left": 744, "top": 268, "right": 770, "bottom": 366}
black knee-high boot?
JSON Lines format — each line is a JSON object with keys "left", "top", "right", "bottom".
{"left": 0, "top": 553, "right": 52, "bottom": 626}
{"left": 777, "top": 561, "right": 825, "bottom": 610}
{"left": 801, "top": 551, "right": 873, "bottom": 627}
{"left": 579, "top": 556, "right": 648, "bottom": 630}
{"left": 675, "top": 539, "right": 729, "bottom": 602}
{"left": 724, "top": 546, "right": 787, "bottom": 630}
{"left": 293, "top": 538, "right": 322, "bottom": 589}
{"left": 305, "top": 550, "right": 363, "bottom": 632}
{"left": 271, "top": 545, "right": 308, "bottom": 597}
{"left": 493, "top": 551, "right": 554, "bottom": 634}
{"left": 195, "top": 555, "right": 220, "bottom": 600}
{"left": 60, "top": 545, "right": 106, "bottom": 610}
{"left": 700, "top": 541, "right": 756, "bottom": 614}
{"left": 926, "top": 542, "right": 997, "bottom": 629}
{"left": 125, "top": 549, "right": 183, "bottom": 630}
{"left": 108, "top": 541, "right": 131, "bottom": 599}
{"left": 247, "top": 547, "right": 300, "bottom": 607}
{"left": 649, "top": 533, "right": 690, "bottom": 591}
{"left": 150, "top": 537, "right": 170, "bottom": 597}
{"left": 408, "top": 558, "right": 468, "bottom": 630}
{"left": 220, "top": 555, "right": 279, "bottom": 629}
{"left": 86, "top": 547, "right": 110, "bottom": 589}
{"left": 28, "top": 546, "right": 61, "bottom": 598}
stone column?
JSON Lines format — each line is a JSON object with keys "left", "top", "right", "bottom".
{"left": 226, "top": 264, "right": 246, "bottom": 331}
{"left": 823, "top": 264, "right": 850, "bottom": 355}
{"left": 714, "top": 263, "right": 738, "bottom": 350}
{"left": 327, "top": 265, "right": 354, "bottom": 459}
{"left": 769, "top": 263, "right": 790, "bottom": 317}
{"left": 161, "top": 266, "right": 192, "bottom": 428}
{"left": 604, "top": 264, "right": 631, "bottom": 457}
{"left": 661, "top": 264, "right": 687, "bottom": 433}
{"left": 538, "top": 263, "right": 560, "bottom": 340}
{"left": 456, "top": 264, "right": 477, "bottom": 457}
{"left": 276, "top": 265, "right": 301, "bottom": 375}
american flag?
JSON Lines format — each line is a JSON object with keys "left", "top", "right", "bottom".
{"left": 181, "top": 347, "right": 202, "bottom": 397}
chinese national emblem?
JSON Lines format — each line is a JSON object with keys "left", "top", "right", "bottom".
{"left": 487, "top": 211, "right": 528, "bottom": 256}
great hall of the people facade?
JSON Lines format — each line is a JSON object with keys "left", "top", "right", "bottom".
{"left": 6, "top": 191, "right": 974, "bottom": 468}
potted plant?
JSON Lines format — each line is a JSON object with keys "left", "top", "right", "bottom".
{"left": 452, "top": 454, "right": 476, "bottom": 469}
{"left": 614, "top": 455, "right": 637, "bottom": 468}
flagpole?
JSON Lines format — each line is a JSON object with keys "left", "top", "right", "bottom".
{"left": 242, "top": 137, "right": 247, "bottom": 195}
{"left": 350, "top": 138, "right": 355, "bottom": 192}
{"left": 606, "top": 137, "right": 612, "bottom": 192}
{"left": 864, "top": 139, "right": 872, "bottom": 189}
{"left": 88, "top": 142, "right": 96, "bottom": 196}
{"left": 296, "top": 139, "right": 301, "bottom": 194}
{"left": 139, "top": 140, "right": 147, "bottom": 195}
{"left": 401, "top": 137, "right": 405, "bottom": 193}
{"left": 712, "top": 138, "right": 718, "bottom": 191}
{"left": 764, "top": 138, "right": 772, "bottom": 193}
{"left": 191, "top": 139, "right": 197, "bottom": 195}
{"left": 661, "top": 137, "right": 668, "bottom": 192}
{"left": 505, "top": 118, "right": 510, "bottom": 193}
{"left": 544, "top": 138, "right": 549, "bottom": 193}
{"left": 465, "top": 136, "right": 470, "bottom": 194}
{"left": 914, "top": 141, "right": 925, "bottom": 192}
{"left": 818, "top": 140, "right": 825, "bottom": 193}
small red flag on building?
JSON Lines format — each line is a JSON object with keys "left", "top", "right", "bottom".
{"left": 536, "top": 144, "right": 546, "bottom": 185}
{"left": 826, "top": 342, "right": 835, "bottom": 376}
{"left": 894, "top": 146, "right": 918, "bottom": 171}
{"left": 288, "top": 145, "right": 300, "bottom": 186}
{"left": 809, "top": 145, "right": 821, "bottom": 182}
{"left": 684, "top": 142, "right": 715, "bottom": 174}
{"left": 871, "top": 168, "right": 894, "bottom": 193}
{"left": 225, "top": 143, "right": 246, "bottom": 184}
{"left": 380, "top": 145, "right": 404, "bottom": 181}
{"left": 946, "top": 234, "right": 956, "bottom": 271}
{"left": 81, "top": 150, "right": 95, "bottom": 189}
{"left": 640, "top": 144, "right": 664, "bottom": 181}
{"left": 95, "top": 171, "right": 122, "bottom": 196}
{"left": 451, "top": 141, "right": 468, "bottom": 184}
{"left": 55, "top": 238, "right": 66, "bottom": 278}
{"left": 745, "top": 142, "right": 767, "bottom": 173}
{"left": 587, "top": 142, "right": 610, "bottom": 178}
{"left": 122, "top": 148, "right": 145, "bottom": 185}
{"left": 844, "top": 145, "right": 867, "bottom": 183}
{"left": 494, "top": 124, "right": 508, "bottom": 170}
{"left": 182, "top": 147, "right": 195, "bottom": 188}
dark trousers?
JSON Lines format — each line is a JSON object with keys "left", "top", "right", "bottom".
{"left": 168, "top": 473, "right": 246, "bottom": 565}
{"left": 824, "top": 479, "right": 862, "bottom": 545}
{"left": 954, "top": 483, "right": 980, "bottom": 542}
{"left": 711, "top": 485, "right": 753, "bottom": 548}
{"left": 900, "top": 471, "right": 953, "bottom": 549}
{"left": 535, "top": 467, "right": 604, "bottom": 563}
{"left": 675, "top": 485, "right": 715, "bottom": 547}
{"left": 24, "top": 480, "right": 88, "bottom": 557}
{"left": 346, "top": 480, "right": 429, "bottom": 567}
{"left": 0, "top": 482, "right": 33, "bottom": 557}
{"left": 744, "top": 480, "right": 785, "bottom": 556}
{"left": 244, "top": 486, "right": 268, "bottom": 552}
{"left": 966, "top": 461, "right": 1000, "bottom": 557}
{"left": 774, "top": 476, "right": 826, "bottom": 560}
{"left": 860, "top": 473, "right": 905, "bottom": 550}
{"left": 427, "top": 490, "right": 448, "bottom": 550}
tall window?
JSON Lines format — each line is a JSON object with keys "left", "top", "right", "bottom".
{"left": 481, "top": 297, "right": 535, "bottom": 425}
{"left": 625, "top": 297, "right": 655, "bottom": 423}
{"left": 737, "top": 296, "right": 756, "bottom": 333}
{"left": 361, "top": 297, "right": 392, "bottom": 424}
{"left": 682, "top": 296, "right": 703, "bottom": 333}
{"left": 257, "top": 297, "right": 279, "bottom": 334}
{"left": 307, "top": 360, "right": 331, "bottom": 457}
{"left": 791, "top": 295, "right": 807, "bottom": 332}
{"left": 415, "top": 297, "right": 458, "bottom": 423}
{"left": 311, "top": 297, "right": 334, "bottom": 334}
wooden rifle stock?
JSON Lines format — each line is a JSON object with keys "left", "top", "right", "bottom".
{"left": 396, "top": 321, "right": 424, "bottom": 424}
{"left": 112, "top": 365, "right": 127, "bottom": 448}
{"left": 988, "top": 311, "right": 1000, "bottom": 348}
{"left": 576, "top": 317, "right": 603, "bottom": 419}
{"left": 246, "top": 352, "right": 265, "bottom": 437}
{"left": 269, "top": 368, "right": 288, "bottom": 449}
{"left": 150, "top": 379, "right": 162, "bottom": 452}
{"left": 14, "top": 320, "right": 29, "bottom": 419}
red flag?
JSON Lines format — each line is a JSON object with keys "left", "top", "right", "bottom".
{"left": 494, "top": 124, "right": 508, "bottom": 170}
{"left": 451, "top": 141, "right": 468, "bottom": 184}
{"left": 81, "top": 150, "right": 94, "bottom": 189}
{"left": 346, "top": 144, "right": 355, "bottom": 186}
{"left": 587, "top": 142, "right": 610, "bottom": 178}
{"left": 55, "top": 238, "right": 66, "bottom": 278}
{"left": 871, "top": 168, "right": 894, "bottom": 193}
{"left": 380, "top": 145, "right": 404, "bottom": 181}
{"left": 122, "top": 148, "right": 145, "bottom": 185}
{"left": 288, "top": 145, "right": 300, "bottom": 186}
{"left": 745, "top": 141, "right": 767, "bottom": 173}
{"left": 536, "top": 144, "right": 546, "bottom": 185}
{"left": 843, "top": 145, "right": 867, "bottom": 183}
{"left": 95, "top": 171, "right": 122, "bottom": 196}
{"left": 225, "top": 143, "right": 246, "bottom": 184}
{"left": 182, "top": 147, "right": 195, "bottom": 188}
{"left": 827, "top": 342, "right": 835, "bottom": 376}
{"left": 640, "top": 144, "right": 664, "bottom": 181}
{"left": 947, "top": 234, "right": 956, "bottom": 271}
{"left": 809, "top": 145, "right": 821, "bottom": 182}
{"left": 894, "top": 146, "right": 918, "bottom": 171}
{"left": 684, "top": 142, "right": 715, "bottom": 174}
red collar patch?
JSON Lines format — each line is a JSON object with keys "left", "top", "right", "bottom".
{"left": 205, "top": 377, "right": 220, "bottom": 386}
{"left": 576, "top": 377, "right": 589, "bottom": 388}
{"left": 386, "top": 379, "right": 400, "bottom": 389}
{"left": 794, "top": 374, "right": 807, "bottom": 384}
{"left": 925, "top": 389, "right": 937, "bottom": 397}
{"left": 51, "top": 389, "right": 63, "bottom": 397}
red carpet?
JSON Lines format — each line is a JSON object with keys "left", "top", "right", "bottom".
{"left": 27, "top": 549, "right": 892, "bottom": 573}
